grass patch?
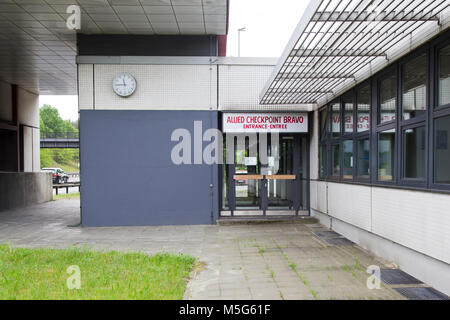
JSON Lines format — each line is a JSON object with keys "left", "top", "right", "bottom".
{"left": 0, "top": 244, "right": 195, "bottom": 300}
{"left": 53, "top": 192, "right": 80, "bottom": 201}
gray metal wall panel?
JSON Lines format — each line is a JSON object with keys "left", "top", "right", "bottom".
{"left": 80, "top": 110, "right": 218, "bottom": 226}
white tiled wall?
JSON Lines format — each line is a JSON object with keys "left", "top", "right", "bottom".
{"left": 316, "top": 181, "right": 328, "bottom": 214}
{"left": 77, "top": 61, "right": 313, "bottom": 111}
{"left": 372, "top": 188, "right": 450, "bottom": 265}
{"left": 310, "top": 180, "right": 318, "bottom": 210}
{"left": 219, "top": 64, "right": 272, "bottom": 110}
{"left": 79, "top": 64, "right": 217, "bottom": 110}
{"left": 78, "top": 64, "right": 93, "bottom": 110}
{"left": 312, "top": 180, "right": 450, "bottom": 265}
{"left": 328, "top": 182, "right": 372, "bottom": 231}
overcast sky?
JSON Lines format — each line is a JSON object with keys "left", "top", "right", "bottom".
{"left": 40, "top": 0, "right": 307, "bottom": 122}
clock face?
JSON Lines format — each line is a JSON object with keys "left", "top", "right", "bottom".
{"left": 112, "top": 73, "right": 136, "bottom": 97}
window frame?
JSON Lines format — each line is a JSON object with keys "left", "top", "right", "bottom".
{"left": 400, "top": 122, "right": 427, "bottom": 186}
{"left": 342, "top": 138, "right": 354, "bottom": 180}
{"left": 435, "top": 40, "right": 450, "bottom": 111}
{"left": 400, "top": 48, "right": 429, "bottom": 126}
{"left": 330, "top": 141, "right": 341, "bottom": 179}
{"left": 374, "top": 65, "right": 398, "bottom": 186}
{"left": 356, "top": 82, "right": 371, "bottom": 134}
{"left": 377, "top": 66, "right": 398, "bottom": 126}
{"left": 430, "top": 32, "right": 450, "bottom": 191}
{"left": 316, "top": 29, "right": 450, "bottom": 193}
{"left": 355, "top": 135, "right": 371, "bottom": 182}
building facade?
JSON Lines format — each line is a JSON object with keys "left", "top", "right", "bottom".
{"left": 77, "top": 38, "right": 312, "bottom": 226}
{"left": 77, "top": 22, "right": 450, "bottom": 297}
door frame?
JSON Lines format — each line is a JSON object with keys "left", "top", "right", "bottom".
{"left": 220, "top": 133, "right": 309, "bottom": 216}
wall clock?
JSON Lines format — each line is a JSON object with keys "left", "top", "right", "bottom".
{"left": 112, "top": 73, "right": 137, "bottom": 97}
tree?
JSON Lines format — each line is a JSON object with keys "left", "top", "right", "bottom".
{"left": 40, "top": 105, "right": 79, "bottom": 171}
{"left": 40, "top": 104, "right": 78, "bottom": 137}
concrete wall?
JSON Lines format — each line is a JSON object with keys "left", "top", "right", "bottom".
{"left": 80, "top": 110, "right": 219, "bottom": 226}
{"left": 0, "top": 172, "right": 52, "bottom": 212}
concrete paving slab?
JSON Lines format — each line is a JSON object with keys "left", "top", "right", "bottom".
{"left": 0, "top": 199, "right": 414, "bottom": 300}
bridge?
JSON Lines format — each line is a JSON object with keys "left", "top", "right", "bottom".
{"left": 40, "top": 132, "right": 79, "bottom": 148}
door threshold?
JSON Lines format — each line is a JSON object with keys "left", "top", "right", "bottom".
{"left": 217, "top": 215, "right": 316, "bottom": 225}
{"left": 220, "top": 210, "right": 309, "bottom": 217}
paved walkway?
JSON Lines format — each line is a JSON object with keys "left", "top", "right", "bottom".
{"left": 0, "top": 200, "right": 404, "bottom": 300}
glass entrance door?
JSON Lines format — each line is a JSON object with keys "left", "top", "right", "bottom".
{"left": 264, "top": 135, "right": 297, "bottom": 211}
{"left": 233, "top": 135, "right": 263, "bottom": 211}
{"left": 221, "top": 133, "right": 308, "bottom": 216}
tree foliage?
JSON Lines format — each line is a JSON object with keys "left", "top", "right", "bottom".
{"left": 40, "top": 105, "right": 79, "bottom": 171}
{"left": 40, "top": 104, "right": 78, "bottom": 136}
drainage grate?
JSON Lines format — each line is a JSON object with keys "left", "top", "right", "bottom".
{"left": 394, "top": 287, "right": 449, "bottom": 300}
{"left": 306, "top": 223, "right": 324, "bottom": 228}
{"left": 380, "top": 269, "right": 423, "bottom": 285}
{"left": 314, "top": 230, "right": 342, "bottom": 238}
{"left": 324, "top": 237, "right": 354, "bottom": 246}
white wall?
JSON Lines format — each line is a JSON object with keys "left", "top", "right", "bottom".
{"left": 18, "top": 87, "right": 39, "bottom": 128}
{"left": 77, "top": 59, "right": 313, "bottom": 112}
{"left": 18, "top": 87, "right": 40, "bottom": 172}
{"left": 79, "top": 64, "right": 217, "bottom": 110}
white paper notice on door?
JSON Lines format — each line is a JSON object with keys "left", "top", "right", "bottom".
{"left": 244, "top": 157, "right": 257, "bottom": 166}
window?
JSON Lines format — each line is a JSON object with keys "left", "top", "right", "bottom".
{"left": 378, "top": 129, "right": 395, "bottom": 181}
{"left": 317, "top": 31, "right": 450, "bottom": 192}
{"left": 402, "top": 54, "right": 427, "bottom": 119}
{"left": 343, "top": 140, "right": 353, "bottom": 179}
{"left": 439, "top": 44, "right": 450, "bottom": 107}
{"left": 379, "top": 71, "right": 397, "bottom": 124}
{"left": 434, "top": 115, "right": 450, "bottom": 184}
{"left": 319, "top": 143, "right": 327, "bottom": 178}
{"left": 332, "top": 144, "right": 340, "bottom": 176}
{"left": 357, "top": 138, "right": 370, "bottom": 178}
{"left": 331, "top": 102, "right": 340, "bottom": 138}
{"left": 357, "top": 84, "right": 370, "bottom": 132}
{"left": 403, "top": 126, "right": 425, "bottom": 179}
{"left": 343, "top": 94, "right": 354, "bottom": 134}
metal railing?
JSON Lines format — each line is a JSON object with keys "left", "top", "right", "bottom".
{"left": 40, "top": 131, "right": 79, "bottom": 139}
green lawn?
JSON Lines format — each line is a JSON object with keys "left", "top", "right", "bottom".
{"left": 53, "top": 192, "right": 80, "bottom": 201}
{"left": 0, "top": 244, "right": 196, "bottom": 300}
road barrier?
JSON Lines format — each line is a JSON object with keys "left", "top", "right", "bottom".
{"left": 53, "top": 182, "right": 80, "bottom": 195}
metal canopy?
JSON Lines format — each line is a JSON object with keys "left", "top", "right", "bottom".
{"left": 260, "top": 0, "right": 450, "bottom": 107}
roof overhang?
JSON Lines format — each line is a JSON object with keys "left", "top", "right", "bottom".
{"left": 0, "top": 0, "right": 229, "bottom": 95}
{"left": 259, "top": 0, "right": 450, "bottom": 108}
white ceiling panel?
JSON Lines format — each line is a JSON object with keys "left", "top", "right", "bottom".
{"left": 0, "top": 0, "right": 228, "bottom": 94}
